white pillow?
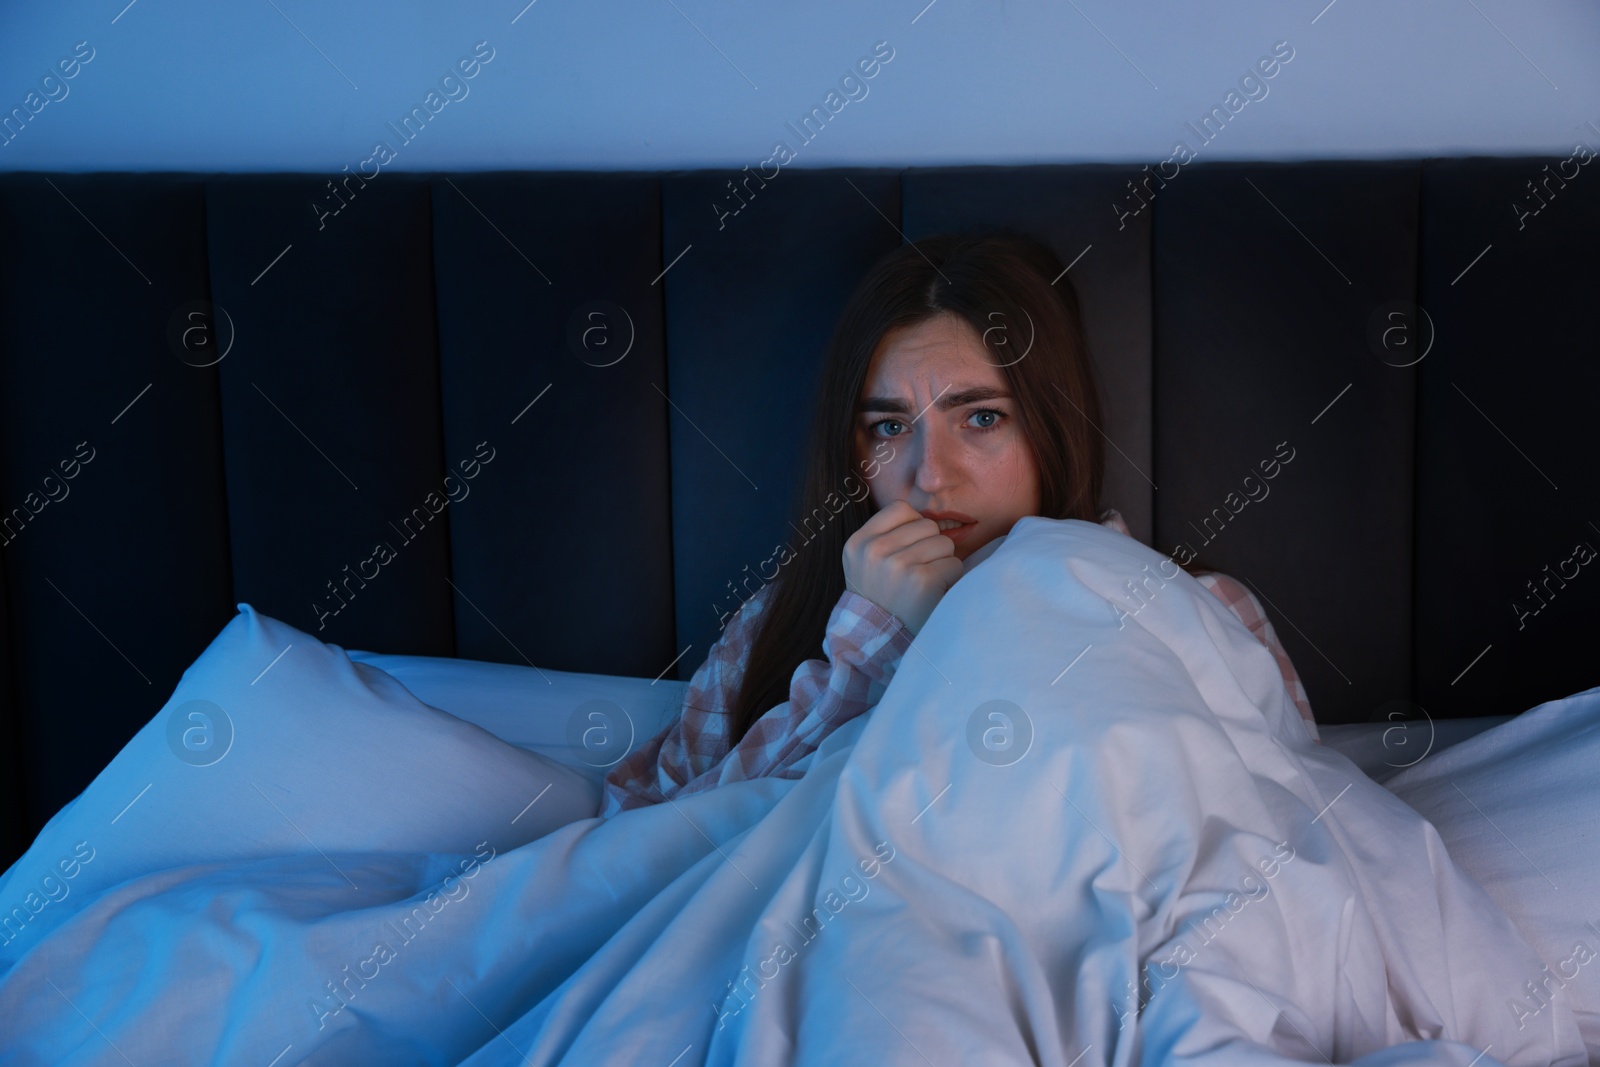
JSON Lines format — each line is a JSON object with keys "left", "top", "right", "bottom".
{"left": 1318, "top": 715, "right": 1513, "bottom": 784}
{"left": 0, "top": 603, "right": 598, "bottom": 956}
{"left": 1385, "top": 684, "right": 1600, "bottom": 1051}
{"left": 346, "top": 650, "right": 688, "bottom": 783}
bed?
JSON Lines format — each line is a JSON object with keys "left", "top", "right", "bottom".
{"left": 0, "top": 161, "right": 1596, "bottom": 1063}
{"left": 2, "top": 528, "right": 1598, "bottom": 1065}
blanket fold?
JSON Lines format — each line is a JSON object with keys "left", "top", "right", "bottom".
{"left": 0, "top": 517, "right": 1582, "bottom": 1067}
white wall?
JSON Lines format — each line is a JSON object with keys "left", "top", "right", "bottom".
{"left": 1, "top": 0, "right": 1596, "bottom": 173}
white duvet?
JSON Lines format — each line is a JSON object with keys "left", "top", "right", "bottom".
{"left": 0, "top": 516, "right": 1586, "bottom": 1066}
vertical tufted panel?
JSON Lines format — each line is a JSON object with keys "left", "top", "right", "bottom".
{"left": 1153, "top": 161, "right": 1422, "bottom": 725}
{"left": 0, "top": 173, "right": 231, "bottom": 843}
{"left": 0, "top": 567, "right": 14, "bottom": 863}
{"left": 206, "top": 173, "right": 454, "bottom": 657}
{"left": 660, "top": 169, "right": 903, "bottom": 678}
{"left": 902, "top": 164, "right": 1157, "bottom": 545}
{"left": 1415, "top": 157, "right": 1600, "bottom": 717}
{"left": 431, "top": 172, "right": 677, "bottom": 677}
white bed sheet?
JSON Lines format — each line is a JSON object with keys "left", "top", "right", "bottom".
{"left": 1, "top": 518, "right": 1591, "bottom": 1066}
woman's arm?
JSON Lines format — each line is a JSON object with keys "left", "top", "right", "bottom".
{"left": 598, "top": 583, "right": 914, "bottom": 817}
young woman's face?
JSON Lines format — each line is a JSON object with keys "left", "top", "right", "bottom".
{"left": 852, "top": 311, "right": 1041, "bottom": 562}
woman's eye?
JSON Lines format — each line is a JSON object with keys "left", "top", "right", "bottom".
{"left": 869, "top": 410, "right": 1005, "bottom": 438}
{"left": 968, "top": 408, "right": 1006, "bottom": 431}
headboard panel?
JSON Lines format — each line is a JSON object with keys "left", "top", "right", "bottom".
{"left": 210, "top": 174, "right": 457, "bottom": 657}
{"left": 1154, "top": 160, "right": 1424, "bottom": 726}
{"left": 1, "top": 173, "right": 233, "bottom": 859}
{"left": 1416, "top": 157, "right": 1600, "bottom": 716}
{"left": 427, "top": 172, "right": 675, "bottom": 676}
{"left": 1, "top": 160, "right": 1595, "bottom": 867}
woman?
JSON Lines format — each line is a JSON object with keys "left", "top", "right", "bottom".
{"left": 600, "top": 232, "right": 1315, "bottom": 817}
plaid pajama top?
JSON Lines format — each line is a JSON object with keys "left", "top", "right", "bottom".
{"left": 599, "top": 508, "right": 1319, "bottom": 818}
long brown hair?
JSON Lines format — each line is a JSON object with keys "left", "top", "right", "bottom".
{"left": 726, "top": 231, "right": 1161, "bottom": 745}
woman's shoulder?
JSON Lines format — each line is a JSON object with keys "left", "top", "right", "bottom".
{"left": 1184, "top": 569, "right": 1321, "bottom": 738}
{"left": 1093, "top": 506, "right": 1251, "bottom": 613}
{"left": 1186, "top": 570, "right": 1264, "bottom": 627}
{"left": 708, "top": 579, "right": 793, "bottom": 667}
{"left": 722, "top": 579, "right": 778, "bottom": 624}
{"left": 1097, "top": 507, "right": 1132, "bottom": 538}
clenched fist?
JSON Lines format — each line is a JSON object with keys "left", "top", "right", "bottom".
{"left": 842, "top": 500, "right": 966, "bottom": 637}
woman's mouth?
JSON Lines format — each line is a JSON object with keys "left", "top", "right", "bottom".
{"left": 920, "top": 509, "right": 978, "bottom": 543}
{"left": 936, "top": 519, "right": 978, "bottom": 543}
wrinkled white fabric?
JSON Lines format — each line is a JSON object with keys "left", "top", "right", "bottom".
{"left": 0, "top": 516, "right": 1582, "bottom": 1066}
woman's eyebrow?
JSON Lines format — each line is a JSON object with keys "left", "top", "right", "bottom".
{"left": 856, "top": 385, "right": 1013, "bottom": 416}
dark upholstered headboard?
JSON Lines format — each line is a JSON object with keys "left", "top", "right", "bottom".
{"left": 1, "top": 160, "right": 1596, "bottom": 866}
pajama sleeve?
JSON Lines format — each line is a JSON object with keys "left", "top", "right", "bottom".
{"left": 599, "top": 582, "right": 914, "bottom": 817}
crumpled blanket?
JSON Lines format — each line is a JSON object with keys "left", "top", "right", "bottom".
{"left": 0, "top": 516, "right": 1583, "bottom": 1066}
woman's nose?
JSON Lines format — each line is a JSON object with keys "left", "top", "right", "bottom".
{"left": 913, "top": 423, "right": 957, "bottom": 493}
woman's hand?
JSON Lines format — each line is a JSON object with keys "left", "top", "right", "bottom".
{"left": 842, "top": 500, "right": 966, "bottom": 636}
